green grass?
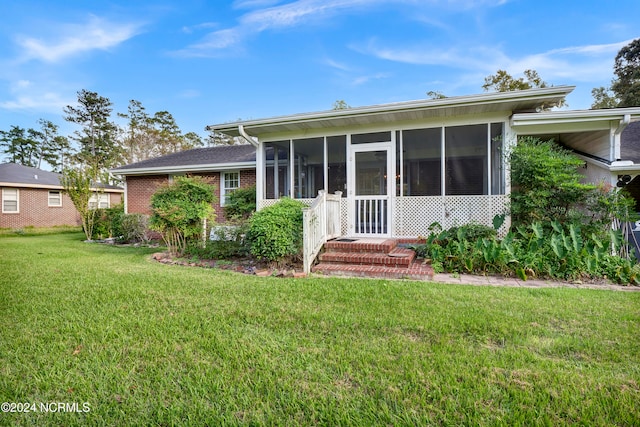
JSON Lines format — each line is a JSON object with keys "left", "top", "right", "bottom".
{"left": 1, "top": 233, "right": 639, "bottom": 426}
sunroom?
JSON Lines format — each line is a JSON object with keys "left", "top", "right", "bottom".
{"left": 207, "top": 86, "right": 574, "bottom": 241}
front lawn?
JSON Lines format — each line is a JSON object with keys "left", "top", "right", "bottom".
{"left": 1, "top": 233, "right": 639, "bottom": 426}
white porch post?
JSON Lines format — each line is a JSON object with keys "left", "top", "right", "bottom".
{"left": 256, "top": 142, "right": 264, "bottom": 208}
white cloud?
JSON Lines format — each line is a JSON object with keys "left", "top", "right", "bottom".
{"left": 16, "top": 15, "right": 142, "bottom": 63}
{"left": 352, "top": 72, "right": 391, "bottom": 85}
{"left": 355, "top": 38, "right": 629, "bottom": 84}
{"left": 0, "top": 90, "right": 71, "bottom": 113}
{"left": 181, "top": 22, "right": 219, "bottom": 34}
{"left": 175, "top": 0, "right": 405, "bottom": 57}
{"left": 322, "top": 57, "right": 352, "bottom": 71}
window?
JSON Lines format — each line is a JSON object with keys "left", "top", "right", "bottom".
{"left": 221, "top": 172, "right": 240, "bottom": 206}
{"left": 89, "top": 193, "right": 109, "bottom": 209}
{"left": 2, "top": 188, "right": 19, "bottom": 213}
{"left": 48, "top": 191, "right": 62, "bottom": 207}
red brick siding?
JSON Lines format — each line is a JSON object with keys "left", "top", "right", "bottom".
{"left": 125, "top": 175, "right": 170, "bottom": 215}
{"left": 1, "top": 188, "right": 73, "bottom": 228}
{"left": 124, "top": 169, "right": 256, "bottom": 223}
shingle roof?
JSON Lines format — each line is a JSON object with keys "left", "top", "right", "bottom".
{"left": 0, "top": 162, "right": 122, "bottom": 191}
{"left": 621, "top": 121, "right": 640, "bottom": 163}
{"left": 111, "top": 144, "right": 256, "bottom": 173}
{"left": 0, "top": 163, "right": 63, "bottom": 187}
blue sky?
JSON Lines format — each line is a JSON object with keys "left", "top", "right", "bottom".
{"left": 0, "top": 0, "right": 638, "bottom": 143}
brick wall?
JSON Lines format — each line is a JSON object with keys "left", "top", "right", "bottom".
{"left": 0, "top": 187, "right": 80, "bottom": 228}
{"left": 124, "top": 169, "right": 257, "bottom": 223}
{"left": 125, "top": 175, "right": 170, "bottom": 215}
{"left": 0, "top": 187, "right": 124, "bottom": 229}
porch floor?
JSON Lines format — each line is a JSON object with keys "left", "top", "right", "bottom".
{"left": 312, "top": 238, "right": 433, "bottom": 280}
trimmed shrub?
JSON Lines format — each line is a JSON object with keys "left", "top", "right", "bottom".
{"left": 247, "top": 198, "right": 305, "bottom": 264}
{"left": 92, "top": 203, "right": 124, "bottom": 240}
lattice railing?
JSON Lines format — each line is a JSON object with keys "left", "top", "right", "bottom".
{"left": 393, "top": 195, "right": 509, "bottom": 237}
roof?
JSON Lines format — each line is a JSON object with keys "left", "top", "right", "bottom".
{"left": 111, "top": 144, "right": 256, "bottom": 175}
{"left": 0, "top": 162, "right": 123, "bottom": 191}
{"left": 207, "top": 86, "right": 575, "bottom": 139}
{"left": 0, "top": 163, "right": 62, "bottom": 188}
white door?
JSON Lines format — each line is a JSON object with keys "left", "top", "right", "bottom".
{"left": 349, "top": 142, "right": 393, "bottom": 236}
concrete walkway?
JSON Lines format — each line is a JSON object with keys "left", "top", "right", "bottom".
{"left": 431, "top": 273, "right": 640, "bottom": 291}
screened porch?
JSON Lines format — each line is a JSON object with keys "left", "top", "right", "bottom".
{"left": 257, "top": 122, "right": 509, "bottom": 238}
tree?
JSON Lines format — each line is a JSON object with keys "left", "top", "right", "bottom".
{"left": 61, "top": 167, "right": 99, "bottom": 241}
{"left": 611, "top": 38, "right": 640, "bottom": 107}
{"left": 33, "top": 119, "right": 71, "bottom": 171}
{"left": 426, "top": 91, "right": 446, "bottom": 99}
{"left": 482, "top": 69, "right": 566, "bottom": 108}
{"left": 332, "top": 100, "right": 351, "bottom": 110}
{"left": 119, "top": 100, "right": 205, "bottom": 163}
{"left": 64, "top": 89, "right": 121, "bottom": 174}
{"left": 483, "top": 69, "right": 547, "bottom": 92}
{"left": 0, "top": 126, "right": 38, "bottom": 167}
{"left": 591, "top": 86, "right": 619, "bottom": 109}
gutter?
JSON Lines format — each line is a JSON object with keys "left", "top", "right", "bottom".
{"left": 238, "top": 125, "right": 259, "bottom": 147}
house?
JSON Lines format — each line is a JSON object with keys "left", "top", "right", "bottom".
{"left": 0, "top": 163, "right": 124, "bottom": 229}
{"left": 206, "top": 86, "right": 640, "bottom": 240}
{"left": 110, "top": 86, "right": 640, "bottom": 275}
{"left": 110, "top": 144, "right": 256, "bottom": 222}
{"left": 114, "top": 87, "right": 640, "bottom": 239}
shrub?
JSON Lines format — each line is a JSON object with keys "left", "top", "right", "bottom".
{"left": 119, "top": 213, "right": 149, "bottom": 243}
{"left": 509, "top": 137, "right": 595, "bottom": 227}
{"left": 92, "top": 203, "right": 124, "bottom": 240}
{"left": 247, "top": 198, "right": 305, "bottom": 264}
{"left": 223, "top": 185, "right": 256, "bottom": 221}
{"left": 149, "top": 176, "right": 217, "bottom": 256}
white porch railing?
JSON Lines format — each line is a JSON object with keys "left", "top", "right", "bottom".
{"left": 355, "top": 196, "right": 388, "bottom": 235}
{"left": 302, "top": 190, "right": 343, "bottom": 274}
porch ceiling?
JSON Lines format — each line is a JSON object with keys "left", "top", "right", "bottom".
{"left": 207, "top": 86, "right": 575, "bottom": 139}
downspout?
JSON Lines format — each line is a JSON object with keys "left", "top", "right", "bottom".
{"left": 612, "top": 114, "right": 631, "bottom": 161}
{"left": 238, "top": 125, "right": 259, "bottom": 147}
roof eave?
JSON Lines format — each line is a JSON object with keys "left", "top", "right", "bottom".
{"left": 208, "top": 86, "right": 575, "bottom": 136}
{"left": 111, "top": 161, "right": 256, "bottom": 176}
{"left": 512, "top": 107, "right": 640, "bottom": 128}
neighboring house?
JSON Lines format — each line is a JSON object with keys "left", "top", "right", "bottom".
{"left": 203, "top": 86, "right": 640, "bottom": 238}
{"left": 110, "top": 144, "right": 256, "bottom": 222}
{"left": 0, "top": 163, "right": 124, "bottom": 229}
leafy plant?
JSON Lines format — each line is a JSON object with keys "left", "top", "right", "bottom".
{"left": 120, "top": 213, "right": 149, "bottom": 243}
{"left": 247, "top": 198, "right": 305, "bottom": 265}
{"left": 92, "top": 203, "right": 124, "bottom": 239}
{"left": 223, "top": 185, "right": 256, "bottom": 221}
{"left": 149, "top": 176, "right": 216, "bottom": 256}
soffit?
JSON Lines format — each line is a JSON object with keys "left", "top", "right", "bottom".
{"left": 208, "top": 87, "right": 575, "bottom": 138}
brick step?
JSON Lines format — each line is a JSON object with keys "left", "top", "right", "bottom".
{"left": 318, "top": 247, "right": 415, "bottom": 267}
{"left": 312, "top": 261, "right": 434, "bottom": 281}
{"left": 324, "top": 238, "right": 398, "bottom": 254}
